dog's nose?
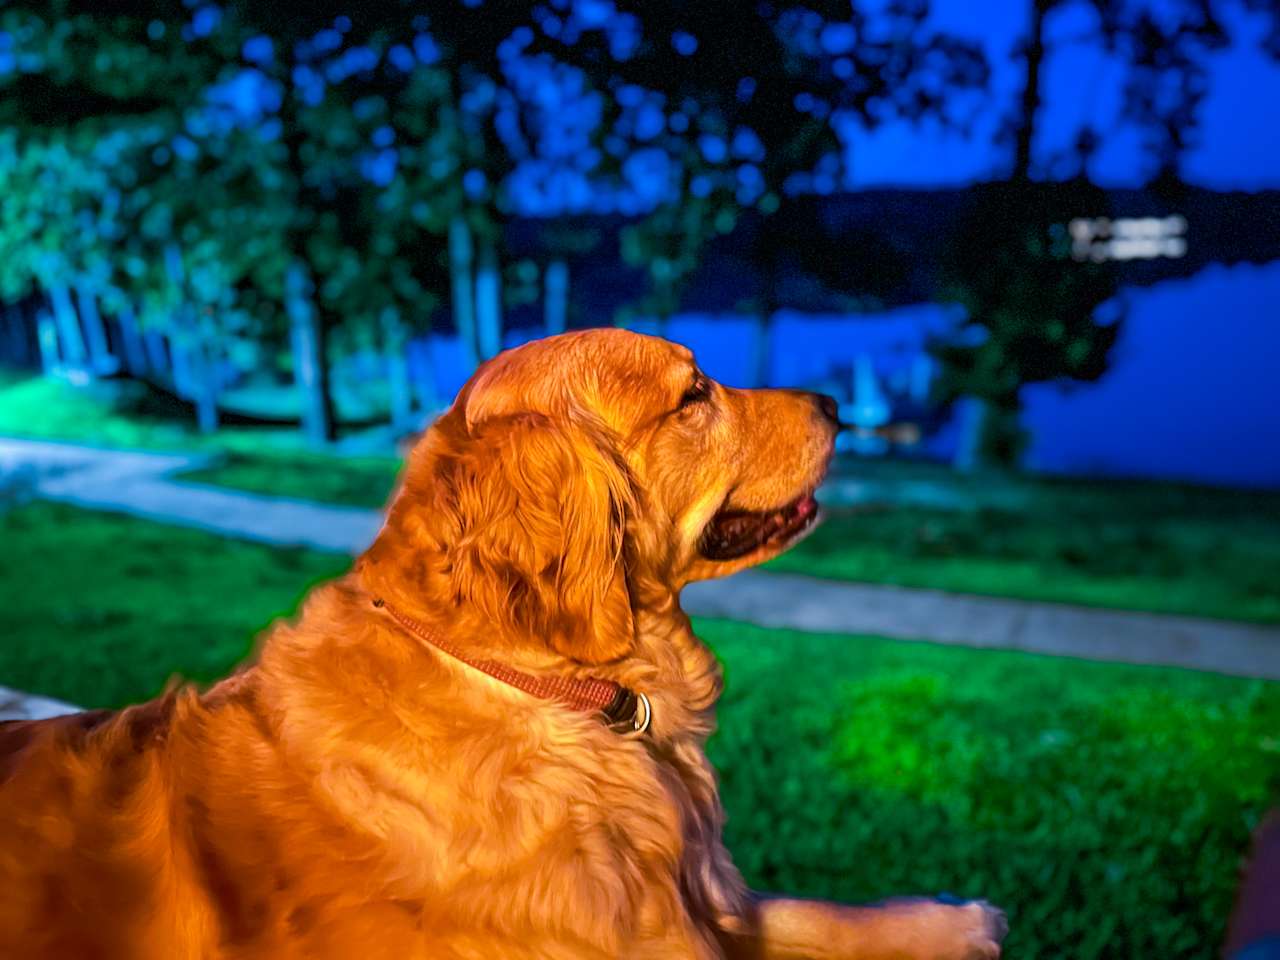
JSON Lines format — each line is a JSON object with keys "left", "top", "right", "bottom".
{"left": 813, "top": 393, "right": 840, "bottom": 426}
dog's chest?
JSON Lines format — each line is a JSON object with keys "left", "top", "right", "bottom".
{"left": 579, "top": 734, "right": 747, "bottom": 955}
{"left": 424, "top": 727, "right": 744, "bottom": 956}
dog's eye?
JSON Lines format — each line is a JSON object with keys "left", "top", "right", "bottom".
{"left": 679, "top": 376, "right": 711, "bottom": 409}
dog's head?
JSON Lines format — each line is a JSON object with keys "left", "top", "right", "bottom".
{"left": 367, "top": 329, "right": 836, "bottom": 663}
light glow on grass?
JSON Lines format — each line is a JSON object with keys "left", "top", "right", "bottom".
{"left": 697, "top": 617, "right": 1279, "bottom": 959}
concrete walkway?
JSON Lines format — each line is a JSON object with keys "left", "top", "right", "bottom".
{"left": 0, "top": 436, "right": 383, "bottom": 553}
{"left": 2, "top": 435, "right": 1278, "bottom": 682}
{"left": 681, "top": 571, "right": 1280, "bottom": 680}
{"left": 0, "top": 685, "right": 78, "bottom": 722}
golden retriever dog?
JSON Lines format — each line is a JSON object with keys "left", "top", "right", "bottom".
{"left": 0, "top": 329, "right": 1004, "bottom": 959}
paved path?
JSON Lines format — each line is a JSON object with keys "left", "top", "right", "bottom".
{"left": 0, "top": 685, "right": 78, "bottom": 722}
{"left": 0, "top": 437, "right": 383, "bottom": 553}
{"left": 681, "top": 571, "right": 1280, "bottom": 680}
{"left": 2, "top": 436, "right": 1278, "bottom": 682}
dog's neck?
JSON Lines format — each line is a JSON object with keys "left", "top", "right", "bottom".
{"left": 354, "top": 558, "right": 723, "bottom": 746}
{"left": 626, "top": 581, "right": 725, "bottom": 742}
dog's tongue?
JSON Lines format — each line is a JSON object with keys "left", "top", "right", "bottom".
{"left": 700, "top": 493, "right": 819, "bottom": 560}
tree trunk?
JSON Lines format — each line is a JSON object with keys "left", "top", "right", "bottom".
{"left": 544, "top": 258, "right": 569, "bottom": 336}
{"left": 74, "top": 283, "right": 116, "bottom": 375}
{"left": 164, "top": 246, "right": 192, "bottom": 409}
{"left": 1012, "top": 0, "right": 1048, "bottom": 180}
{"left": 475, "top": 235, "right": 503, "bottom": 360}
{"left": 144, "top": 330, "right": 170, "bottom": 383}
{"left": 449, "top": 216, "right": 479, "bottom": 370}
{"left": 285, "top": 259, "right": 336, "bottom": 446}
{"left": 952, "top": 0, "right": 1049, "bottom": 469}
{"left": 164, "top": 244, "right": 218, "bottom": 433}
{"left": 187, "top": 349, "right": 219, "bottom": 434}
{"left": 381, "top": 306, "right": 415, "bottom": 434}
{"left": 35, "top": 310, "right": 59, "bottom": 373}
{"left": 116, "top": 304, "right": 149, "bottom": 376}
{"left": 171, "top": 335, "right": 194, "bottom": 399}
{"left": 954, "top": 396, "right": 1027, "bottom": 471}
{"left": 47, "top": 283, "right": 88, "bottom": 372}
{"left": 953, "top": 396, "right": 988, "bottom": 473}
{"left": 0, "top": 301, "right": 29, "bottom": 367}
{"left": 169, "top": 329, "right": 219, "bottom": 436}
{"left": 748, "top": 310, "right": 772, "bottom": 388}
{"left": 189, "top": 329, "right": 219, "bottom": 435}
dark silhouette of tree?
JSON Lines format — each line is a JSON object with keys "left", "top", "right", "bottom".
{"left": 938, "top": 0, "right": 1280, "bottom": 468}
{"left": 1095, "top": 0, "right": 1279, "bottom": 184}
{"left": 539, "top": 0, "right": 988, "bottom": 384}
{"left": 1007, "top": 0, "right": 1279, "bottom": 185}
{"left": 936, "top": 180, "right": 1121, "bottom": 466}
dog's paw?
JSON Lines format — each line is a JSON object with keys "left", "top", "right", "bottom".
{"left": 938, "top": 899, "right": 1006, "bottom": 959}
{"left": 900, "top": 898, "right": 1005, "bottom": 959}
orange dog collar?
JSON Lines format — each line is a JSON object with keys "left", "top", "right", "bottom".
{"left": 372, "top": 597, "right": 652, "bottom": 736}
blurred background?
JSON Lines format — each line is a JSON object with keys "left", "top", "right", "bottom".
{"left": 1, "top": 1, "right": 1278, "bottom": 956}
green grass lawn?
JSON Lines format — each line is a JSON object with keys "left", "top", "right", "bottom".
{"left": 703, "top": 619, "right": 1278, "bottom": 958}
{"left": 0, "top": 369, "right": 404, "bottom": 508}
{"left": 0, "top": 502, "right": 348, "bottom": 707}
{"left": 770, "top": 466, "right": 1280, "bottom": 624}
{"left": 1, "top": 502, "right": 1274, "bottom": 958}
{"left": 0, "top": 369, "right": 208, "bottom": 451}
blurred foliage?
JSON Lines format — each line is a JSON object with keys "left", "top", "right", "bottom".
{"left": 1, "top": 0, "right": 1279, "bottom": 430}
{"left": 931, "top": 0, "right": 1278, "bottom": 465}
{"left": 0, "top": 3, "right": 283, "bottom": 357}
{"left": 0, "top": 1, "right": 995, "bottom": 382}
{"left": 702, "top": 618, "right": 1280, "bottom": 959}
{"left": 1082, "top": 0, "right": 1279, "bottom": 182}
{"left": 0, "top": 0, "right": 593, "bottom": 413}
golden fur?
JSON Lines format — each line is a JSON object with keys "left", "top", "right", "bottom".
{"left": 0, "top": 330, "right": 1002, "bottom": 958}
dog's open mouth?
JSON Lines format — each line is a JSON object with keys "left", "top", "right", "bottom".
{"left": 697, "top": 492, "right": 820, "bottom": 561}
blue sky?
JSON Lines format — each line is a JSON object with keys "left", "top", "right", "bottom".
{"left": 842, "top": 0, "right": 1280, "bottom": 190}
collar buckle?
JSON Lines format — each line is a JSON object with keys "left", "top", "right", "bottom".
{"left": 604, "top": 688, "right": 652, "bottom": 736}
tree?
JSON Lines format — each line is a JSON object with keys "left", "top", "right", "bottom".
{"left": 938, "top": 0, "right": 1280, "bottom": 468}
{"left": 219, "top": 1, "right": 623, "bottom": 435}
{"left": 2, "top": 1, "right": 640, "bottom": 441}
{"left": 1089, "top": 0, "right": 1278, "bottom": 185}
{"left": 936, "top": 180, "right": 1122, "bottom": 466}
{"left": 539, "top": 221, "right": 601, "bottom": 335}
{"left": 443, "top": 11, "right": 634, "bottom": 359}
{"left": 542, "top": 1, "right": 988, "bottom": 384}
{"left": 0, "top": 0, "right": 268, "bottom": 432}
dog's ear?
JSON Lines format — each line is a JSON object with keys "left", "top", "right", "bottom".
{"left": 444, "top": 413, "right": 636, "bottom": 664}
